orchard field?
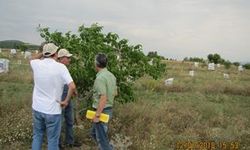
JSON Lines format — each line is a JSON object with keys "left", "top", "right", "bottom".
{"left": 0, "top": 49, "right": 250, "bottom": 149}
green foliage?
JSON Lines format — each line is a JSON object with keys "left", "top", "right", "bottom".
{"left": 224, "top": 60, "right": 232, "bottom": 69}
{"left": 26, "top": 44, "right": 40, "bottom": 50}
{"left": 243, "top": 63, "right": 250, "bottom": 69}
{"left": 233, "top": 62, "right": 240, "bottom": 66}
{"left": 38, "top": 24, "right": 166, "bottom": 103}
{"left": 18, "top": 44, "right": 28, "bottom": 52}
{"left": 207, "top": 53, "right": 221, "bottom": 64}
{"left": 147, "top": 51, "right": 158, "bottom": 58}
{"left": 207, "top": 54, "right": 214, "bottom": 63}
{"left": 147, "top": 51, "right": 165, "bottom": 59}
{"left": 183, "top": 57, "right": 188, "bottom": 61}
{"left": 183, "top": 57, "right": 205, "bottom": 63}
{"left": 207, "top": 53, "right": 235, "bottom": 68}
{"left": 219, "top": 58, "right": 225, "bottom": 64}
{"left": 213, "top": 53, "right": 221, "bottom": 64}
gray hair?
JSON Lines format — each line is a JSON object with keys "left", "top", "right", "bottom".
{"left": 95, "top": 53, "right": 107, "bottom": 68}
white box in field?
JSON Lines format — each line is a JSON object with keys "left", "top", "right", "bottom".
{"left": 0, "top": 59, "right": 9, "bottom": 73}
{"left": 238, "top": 65, "right": 244, "bottom": 72}
{"left": 165, "top": 78, "right": 174, "bottom": 86}
{"left": 189, "top": 70, "right": 194, "bottom": 77}
{"left": 208, "top": 63, "right": 215, "bottom": 70}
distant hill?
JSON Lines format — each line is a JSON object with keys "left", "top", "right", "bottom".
{"left": 0, "top": 40, "right": 39, "bottom": 50}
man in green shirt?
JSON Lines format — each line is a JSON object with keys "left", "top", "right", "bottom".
{"left": 91, "top": 53, "right": 117, "bottom": 150}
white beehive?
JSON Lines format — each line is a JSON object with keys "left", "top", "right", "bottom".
{"left": 223, "top": 73, "right": 229, "bottom": 79}
{"left": 194, "top": 62, "right": 199, "bottom": 67}
{"left": 189, "top": 70, "right": 194, "bottom": 77}
{"left": 165, "top": 78, "right": 174, "bottom": 86}
{"left": 10, "top": 49, "right": 17, "bottom": 55}
{"left": 0, "top": 59, "right": 10, "bottom": 73}
{"left": 208, "top": 63, "right": 215, "bottom": 70}
{"left": 238, "top": 65, "right": 244, "bottom": 72}
{"left": 24, "top": 51, "right": 32, "bottom": 59}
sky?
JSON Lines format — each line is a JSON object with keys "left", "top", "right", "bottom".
{"left": 0, "top": 0, "right": 250, "bottom": 62}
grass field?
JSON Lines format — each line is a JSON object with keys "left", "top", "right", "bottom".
{"left": 0, "top": 49, "right": 250, "bottom": 149}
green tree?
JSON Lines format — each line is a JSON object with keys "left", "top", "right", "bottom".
{"left": 207, "top": 53, "right": 222, "bottom": 64}
{"left": 233, "top": 62, "right": 240, "bottom": 66}
{"left": 207, "top": 54, "right": 214, "bottom": 63}
{"left": 243, "top": 63, "right": 250, "bottom": 69}
{"left": 213, "top": 53, "right": 221, "bottom": 64}
{"left": 147, "top": 51, "right": 165, "bottom": 59}
{"left": 183, "top": 57, "right": 188, "bottom": 61}
{"left": 189, "top": 57, "right": 205, "bottom": 63}
{"left": 38, "top": 24, "right": 166, "bottom": 103}
{"left": 224, "top": 60, "right": 231, "bottom": 69}
{"left": 18, "top": 44, "right": 28, "bottom": 52}
{"left": 219, "top": 58, "right": 225, "bottom": 64}
{"left": 147, "top": 51, "right": 158, "bottom": 58}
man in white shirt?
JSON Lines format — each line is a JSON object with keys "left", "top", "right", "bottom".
{"left": 30, "top": 43, "right": 76, "bottom": 150}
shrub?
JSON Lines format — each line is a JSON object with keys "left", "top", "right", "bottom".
{"left": 243, "top": 63, "right": 250, "bottom": 69}
{"left": 224, "top": 60, "right": 232, "bottom": 69}
{"left": 38, "top": 24, "right": 166, "bottom": 103}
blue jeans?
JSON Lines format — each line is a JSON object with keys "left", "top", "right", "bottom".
{"left": 91, "top": 107, "right": 113, "bottom": 150}
{"left": 60, "top": 100, "right": 74, "bottom": 145}
{"left": 32, "top": 110, "right": 61, "bottom": 150}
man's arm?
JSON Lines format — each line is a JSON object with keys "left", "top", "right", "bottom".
{"left": 30, "top": 52, "right": 43, "bottom": 60}
{"left": 29, "top": 53, "right": 43, "bottom": 70}
{"left": 59, "top": 81, "right": 76, "bottom": 108}
{"left": 114, "top": 86, "right": 118, "bottom": 96}
{"left": 93, "top": 95, "right": 107, "bottom": 122}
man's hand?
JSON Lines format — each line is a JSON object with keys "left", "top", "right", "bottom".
{"left": 93, "top": 116, "right": 100, "bottom": 123}
{"left": 30, "top": 53, "right": 43, "bottom": 60}
{"left": 59, "top": 100, "right": 69, "bottom": 108}
{"left": 73, "top": 90, "right": 78, "bottom": 96}
{"left": 93, "top": 95, "right": 107, "bottom": 123}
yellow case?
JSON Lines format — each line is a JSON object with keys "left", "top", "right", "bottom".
{"left": 86, "top": 110, "right": 109, "bottom": 123}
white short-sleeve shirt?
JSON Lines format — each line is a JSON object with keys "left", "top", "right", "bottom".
{"left": 30, "top": 58, "right": 73, "bottom": 114}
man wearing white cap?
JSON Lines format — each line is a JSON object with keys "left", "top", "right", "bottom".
{"left": 58, "top": 49, "right": 81, "bottom": 148}
{"left": 30, "top": 43, "right": 76, "bottom": 150}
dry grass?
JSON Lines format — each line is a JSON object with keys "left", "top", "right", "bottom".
{"left": 109, "top": 91, "right": 250, "bottom": 149}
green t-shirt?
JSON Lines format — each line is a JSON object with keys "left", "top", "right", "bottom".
{"left": 92, "top": 68, "right": 117, "bottom": 108}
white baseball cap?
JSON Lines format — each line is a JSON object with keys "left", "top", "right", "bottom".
{"left": 58, "top": 49, "right": 73, "bottom": 58}
{"left": 43, "top": 43, "right": 58, "bottom": 56}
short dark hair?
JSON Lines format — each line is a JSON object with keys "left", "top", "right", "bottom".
{"left": 44, "top": 53, "right": 56, "bottom": 58}
{"left": 95, "top": 53, "right": 107, "bottom": 68}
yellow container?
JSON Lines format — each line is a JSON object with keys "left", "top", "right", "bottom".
{"left": 86, "top": 110, "right": 109, "bottom": 123}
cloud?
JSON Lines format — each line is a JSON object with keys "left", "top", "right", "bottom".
{"left": 0, "top": 0, "right": 250, "bottom": 62}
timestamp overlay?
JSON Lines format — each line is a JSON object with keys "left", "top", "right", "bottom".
{"left": 176, "top": 140, "right": 240, "bottom": 150}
